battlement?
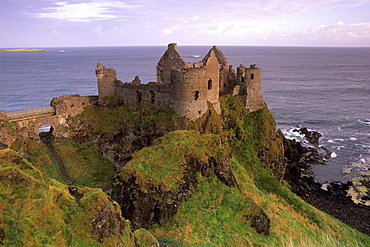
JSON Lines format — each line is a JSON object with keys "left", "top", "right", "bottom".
{"left": 96, "top": 44, "right": 265, "bottom": 120}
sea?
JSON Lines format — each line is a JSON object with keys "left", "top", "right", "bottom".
{"left": 0, "top": 46, "right": 369, "bottom": 185}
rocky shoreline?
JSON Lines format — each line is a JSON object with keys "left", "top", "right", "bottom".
{"left": 283, "top": 128, "right": 370, "bottom": 235}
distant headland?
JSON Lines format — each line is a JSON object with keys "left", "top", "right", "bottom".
{"left": 0, "top": 48, "right": 46, "bottom": 52}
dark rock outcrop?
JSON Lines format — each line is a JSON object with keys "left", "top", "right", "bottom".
{"left": 283, "top": 128, "right": 370, "bottom": 236}
{"left": 112, "top": 155, "right": 237, "bottom": 230}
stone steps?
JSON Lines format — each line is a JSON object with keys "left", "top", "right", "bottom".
{"left": 45, "top": 142, "right": 74, "bottom": 186}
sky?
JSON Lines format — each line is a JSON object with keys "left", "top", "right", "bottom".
{"left": 1, "top": 0, "right": 370, "bottom": 47}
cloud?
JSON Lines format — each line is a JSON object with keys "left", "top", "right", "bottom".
{"left": 36, "top": 1, "right": 138, "bottom": 22}
{"left": 50, "top": 29, "right": 61, "bottom": 37}
{"left": 303, "top": 21, "right": 370, "bottom": 42}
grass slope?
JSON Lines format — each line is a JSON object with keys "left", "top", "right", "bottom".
{"left": 0, "top": 149, "right": 138, "bottom": 246}
{"left": 119, "top": 96, "right": 370, "bottom": 246}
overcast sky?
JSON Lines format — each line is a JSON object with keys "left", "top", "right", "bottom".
{"left": 1, "top": 0, "right": 370, "bottom": 47}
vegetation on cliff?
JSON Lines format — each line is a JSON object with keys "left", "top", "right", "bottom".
{"left": 0, "top": 149, "right": 147, "bottom": 246}
{"left": 1, "top": 95, "right": 370, "bottom": 246}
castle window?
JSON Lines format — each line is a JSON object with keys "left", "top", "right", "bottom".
{"left": 241, "top": 77, "right": 245, "bottom": 83}
{"left": 208, "top": 79, "right": 212, "bottom": 90}
{"left": 251, "top": 74, "right": 254, "bottom": 80}
{"left": 194, "top": 91, "right": 199, "bottom": 100}
{"left": 136, "top": 90, "right": 142, "bottom": 104}
{"left": 149, "top": 90, "right": 155, "bottom": 104}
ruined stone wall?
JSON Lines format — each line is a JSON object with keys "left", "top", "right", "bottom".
{"left": 0, "top": 111, "right": 7, "bottom": 122}
{"left": 115, "top": 82, "right": 171, "bottom": 107}
{"left": 156, "top": 43, "right": 187, "bottom": 85}
{"left": 237, "top": 65, "right": 265, "bottom": 112}
{"left": 219, "top": 65, "right": 237, "bottom": 96}
{"left": 203, "top": 49, "right": 221, "bottom": 114}
{"left": 51, "top": 95, "right": 98, "bottom": 117}
{"left": 96, "top": 63, "right": 117, "bottom": 98}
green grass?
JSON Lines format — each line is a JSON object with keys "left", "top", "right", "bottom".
{"left": 55, "top": 138, "right": 116, "bottom": 188}
{"left": 0, "top": 149, "right": 139, "bottom": 246}
{"left": 75, "top": 103, "right": 185, "bottom": 138}
{"left": 3, "top": 95, "right": 370, "bottom": 246}
{"left": 121, "top": 130, "right": 230, "bottom": 191}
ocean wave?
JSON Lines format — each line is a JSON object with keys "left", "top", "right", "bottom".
{"left": 357, "top": 119, "right": 370, "bottom": 126}
{"left": 281, "top": 128, "right": 305, "bottom": 141}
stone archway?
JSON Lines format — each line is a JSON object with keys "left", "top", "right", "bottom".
{"left": 38, "top": 124, "right": 54, "bottom": 143}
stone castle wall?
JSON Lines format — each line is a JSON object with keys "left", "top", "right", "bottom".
{"left": 96, "top": 63, "right": 117, "bottom": 98}
{"left": 115, "top": 82, "right": 171, "bottom": 108}
{"left": 156, "top": 43, "right": 188, "bottom": 85}
{"left": 96, "top": 44, "right": 265, "bottom": 120}
{"left": 237, "top": 65, "right": 265, "bottom": 112}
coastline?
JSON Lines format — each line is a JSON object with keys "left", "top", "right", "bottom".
{"left": 0, "top": 48, "right": 45, "bottom": 52}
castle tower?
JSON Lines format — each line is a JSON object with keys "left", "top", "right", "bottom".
{"left": 202, "top": 46, "right": 236, "bottom": 95}
{"left": 96, "top": 63, "right": 117, "bottom": 98}
{"left": 156, "top": 43, "right": 187, "bottom": 85}
{"left": 202, "top": 48, "right": 221, "bottom": 114}
{"left": 170, "top": 67, "right": 210, "bottom": 121}
{"left": 236, "top": 64, "right": 265, "bottom": 112}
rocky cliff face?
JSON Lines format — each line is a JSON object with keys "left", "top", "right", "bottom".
{"left": 4, "top": 95, "right": 369, "bottom": 246}
{"left": 64, "top": 97, "right": 281, "bottom": 234}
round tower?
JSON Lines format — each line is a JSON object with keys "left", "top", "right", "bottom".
{"left": 170, "top": 67, "right": 209, "bottom": 121}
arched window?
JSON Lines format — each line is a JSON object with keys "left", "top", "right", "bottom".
{"left": 194, "top": 91, "right": 199, "bottom": 100}
{"left": 136, "top": 90, "right": 142, "bottom": 104}
{"left": 208, "top": 79, "right": 212, "bottom": 90}
{"left": 149, "top": 90, "right": 155, "bottom": 104}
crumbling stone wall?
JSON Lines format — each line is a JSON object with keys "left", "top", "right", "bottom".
{"left": 9, "top": 95, "right": 98, "bottom": 138}
{"left": 51, "top": 95, "right": 98, "bottom": 116}
{"left": 236, "top": 65, "right": 265, "bottom": 112}
{"left": 202, "top": 46, "right": 237, "bottom": 96}
{"left": 115, "top": 82, "right": 171, "bottom": 107}
{"left": 96, "top": 43, "right": 265, "bottom": 121}
{"left": 156, "top": 43, "right": 188, "bottom": 85}
{"left": 96, "top": 63, "right": 117, "bottom": 98}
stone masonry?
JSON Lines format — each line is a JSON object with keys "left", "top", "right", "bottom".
{"left": 96, "top": 43, "right": 265, "bottom": 121}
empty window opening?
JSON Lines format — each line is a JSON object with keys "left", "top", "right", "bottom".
{"left": 208, "top": 79, "right": 212, "bottom": 90}
{"left": 241, "top": 77, "right": 245, "bottom": 83}
{"left": 194, "top": 91, "right": 199, "bottom": 100}
{"left": 136, "top": 90, "right": 142, "bottom": 104}
{"left": 70, "top": 104, "right": 74, "bottom": 108}
{"left": 149, "top": 90, "right": 155, "bottom": 104}
{"left": 251, "top": 74, "right": 254, "bottom": 80}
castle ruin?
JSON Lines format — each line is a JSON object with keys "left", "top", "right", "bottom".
{"left": 97, "top": 43, "right": 265, "bottom": 121}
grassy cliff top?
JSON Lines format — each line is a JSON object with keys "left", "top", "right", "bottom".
{"left": 2, "top": 95, "right": 370, "bottom": 246}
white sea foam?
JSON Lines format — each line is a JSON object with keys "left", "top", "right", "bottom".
{"left": 357, "top": 119, "right": 370, "bottom": 126}
{"left": 331, "top": 152, "right": 337, "bottom": 158}
{"left": 349, "top": 137, "right": 358, "bottom": 141}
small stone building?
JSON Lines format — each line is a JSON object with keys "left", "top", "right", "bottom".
{"left": 96, "top": 43, "right": 265, "bottom": 120}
